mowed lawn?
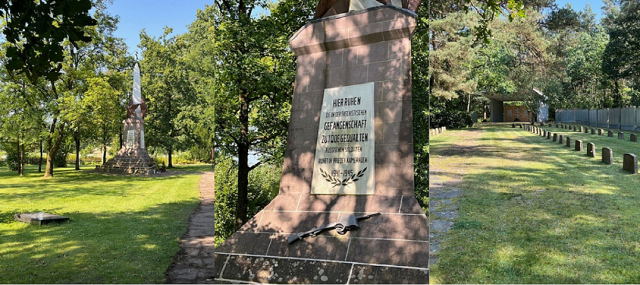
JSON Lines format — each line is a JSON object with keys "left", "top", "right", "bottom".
{"left": 430, "top": 124, "right": 640, "bottom": 284}
{"left": 0, "top": 165, "right": 209, "bottom": 283}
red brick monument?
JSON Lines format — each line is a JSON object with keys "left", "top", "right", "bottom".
{"left": 214, "top": 1, "right": 427, "bottom": 283}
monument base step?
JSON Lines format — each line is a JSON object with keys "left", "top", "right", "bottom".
{"left": 214, "top": 253, "right": 428, "bottom": 284}
{"left": 95, "top": 165, "right": 156, "bottom": 176}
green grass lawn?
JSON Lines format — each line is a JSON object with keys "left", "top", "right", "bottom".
{"left": 430, "top": 124, "right": 640, "bottom": 284}
{"left": 0, "top": 164, "right": 210, "bottom": 283}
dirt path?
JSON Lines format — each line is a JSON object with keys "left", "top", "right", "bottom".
{"left": 164, "top": 172, "right": 215, "bottom": 284}
{"left": 429, "top": 128, "right": 484, "bottom": 266}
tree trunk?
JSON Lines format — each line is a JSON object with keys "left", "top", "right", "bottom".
{"left": 74, "top": 129, "right": 81, "bottom": 170}
{"left": 168, "top": 148, "right": 173, "bottom": 168}
{"left": 17, "top": 134, "right": 23, "bottom": 176}
{"left": 103, "top": 144, "right": 107, "bottom": 165}
{"left": 44, "top": 120, "right": 65, "bottom": 178}
{"left": 211, "top": 147, "right": 215, "bottom": 170}
{"left": 38, "top": 139, "right": 43, "bottom": 172}
{"left": 235, "top": 92, "right": 250, "bottom": 230}
{"left": 235, "top": 142, "right": 249, "bottom": 230}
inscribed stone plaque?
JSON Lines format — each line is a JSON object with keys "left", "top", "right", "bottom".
{"left": 127, "top": 130, "right": 135, "bottom": 149}
{"left": 312, "top": 82, "right": 375, "bottom": 195}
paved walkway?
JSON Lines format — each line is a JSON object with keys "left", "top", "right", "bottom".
{"left": 165, "top": 172, "right": 215, "bottom": 284}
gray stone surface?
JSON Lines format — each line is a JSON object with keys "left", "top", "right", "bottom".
{"left": 575, "top": 140, "right": 583, "bottom": 151}
{"left": 566, "top": 137, "right": 571, "bottom": 147}
{"left": 632, "top": 134, "right": 637, "bottom": 142}
{"left": 619, "top": 132, "right": 625, "bottom": 140}
{"left": 430, "top": 220, "right": 454, "bottom": 232}
{"left": 599, "top": 129, "right": 604, "bottom": 135}
{"left": 14, "top": 212, "right": 69, "bottom": 225}
{"left": 434, "top": 211, "right": 458, "bottom": 220}
{"left": 603, "top": 147, "right": 613, "bottom": 164}
{"left": 587, "top": 143, "right": 596, "bottom": 157}
{"left": 591, "top": 128, "right": 595, "bottom": 134}
{"left": 608, "top": 130, "right": 614, "bottom": 137}
{"left": 623, "top": 153, "right": 638, "bottom": 174}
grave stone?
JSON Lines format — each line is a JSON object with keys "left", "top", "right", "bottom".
{"left": 602, "top": 147, "right": 613, "bottom": 164}
{"left": 559, "top": 135, "right": 564, "bottom": 144}
{"left": 591, "top": 128, "right": 595, "bottom": 134}
{"left": 555, "top": 124, "right": 558, "bottom": 128}
{"left": 512, "top": 123, "right": 515, "bottom": 128}
{"left": 547, "top": 132, "right": 551, "bottom": 139}
{"left": 575, "top": 140, "right": 583, "bottom": 151}
{"left": 632, "top": 134, "right": 637, "bottom": 142}
{"left": 579, "top": 126, "right": 583, "bottom": 132}
{"left": 619, "top": 132, "right": 624, "bottom": 140}
{"left": 599, "top": 129, "right": 604, "bottom": 135}
{"left": 573, "top": 126, "right": 577, "bottom": 131}
{"left": 587, "top": 143, "right": 595, "bottom": 157}
{"left": 623, "top": 153, "right": 638, "bottom": 174}
{"left": 553, "top": 133, "right": 558, "bottom": 142}
{"left": 214, "top": 5, "right": 428, "bottom": 283}
{"left": 566, "top": 137, "right": 571, "bottom": 147}
{"left": 584, "top": 128, "right": 589, "bottom": 134}
{"left": 519, "top": 124, "right": 522, "bottom": 129}
{"left": 608, "top": 130, "right": 614, "bottom": 137}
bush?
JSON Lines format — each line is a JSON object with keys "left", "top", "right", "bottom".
{"left": 214, "top": 156, "right": 280, "bottom": 246}
{"left": 54, "top": 147, "right": 69, "bottom": 167}
{"left": 431, "top": 110, "right": 474, "bottom": 129}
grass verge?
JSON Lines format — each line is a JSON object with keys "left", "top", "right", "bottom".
{"left": 430, "top": 124, "right": 640, "bottom": 284}
{"left": 0, "top": 164, "right": 209, "bottom": 283}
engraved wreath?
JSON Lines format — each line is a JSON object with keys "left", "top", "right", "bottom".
{"left": 319, "top": 167, "right": 367, "bottom": 187}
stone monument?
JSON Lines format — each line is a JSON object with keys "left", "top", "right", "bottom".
{"left": 214, "top": 1, "right": 427, "bottom": 283}
{"left": 96, "top": 63, "right": 155, "bottom": 175}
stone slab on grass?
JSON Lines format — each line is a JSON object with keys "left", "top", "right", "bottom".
{"left": 14, "top": 212, "right": 69, "bottom": 225}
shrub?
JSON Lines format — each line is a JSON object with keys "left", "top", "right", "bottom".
{"left": 431, "top": 110, "right": 474, "bottom": 129}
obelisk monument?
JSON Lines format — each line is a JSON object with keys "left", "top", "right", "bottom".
{"left": 96, "top": 62, "right": 155, "bottom": 175}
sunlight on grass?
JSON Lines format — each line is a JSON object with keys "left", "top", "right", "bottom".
{"left": 430, "top": 124, "right": 640, "bottom": 283}
{"left": 0, "top": 165, "right": 209, "bottom": 283}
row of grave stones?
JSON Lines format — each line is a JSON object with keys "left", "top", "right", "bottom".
{"left": 552, "top": 123, "right": 639, "bottom": 142}
{"left": 522, "top": 124, "right": 638, "bottom": 174}
{"left": 431, "top": 126, "right": 447, "bottom": 136}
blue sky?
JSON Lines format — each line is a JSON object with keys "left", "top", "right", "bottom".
{"left": 107, "top": 0, "right": 214, "bottom": 56}
{"left": 552, "top": 0, "right": 605, "bottom": 20}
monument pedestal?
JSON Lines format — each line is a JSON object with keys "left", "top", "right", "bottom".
{"left": 214, "top": 6, "right": 427, "bottom": 283}
{"left": 96, "top": 117, "right": 155, "bottom": 175}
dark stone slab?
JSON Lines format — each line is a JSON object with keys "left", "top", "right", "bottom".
{"left": 214, "top": 232, "right": 272, "bottom": 255}
{"left": 266, "top": 235, "right": 350, "bottom": 260}
{"left": 14, "top": 212, "right": 69, "bottom": 225}
{"left": 213, "top": 254, "right": 227, "bottom": 279}
{"left": 348, "top": 264, "right": 429, "bottom": 284}
{"left": 553, "top": 133, "right": 557, "bottom": 142}
{"left": 608, "top": 130, "right": 614, "bottom": 137}
{"left": 566, "top": 137, "right": 571, "bottom": 147}
{"left": 575, "top": 140, "right": 583, "bottom": 151}
{"left": 591, "top": 128, "right": 595, "bottom": 134}
{"left": 346, "top": 238, "right": 429, "bottom": 268}
{"left": 217, "top": 254, "right": 353, "bottom": 283}
{"left": 619, "top": 132, "right": 625, "bottom": 140}
{"left": 623, "top": 153, "right": 637, "bottom": 174}
{"left": 603, "top": 147, "right": 613, "bottom": 164}
{"left": 579, "top": 126, "right": 583, "bottom": 132}
{"left": 587, "top": 143, "right": 596, "bottom": 157}
{"left": 632, "top": 134, "right": 637, "bottom": 142}
{"left": 512, "top": 124, "right": 515, "bottom": 128}
{"left": 559, "top": 135, "right": 564, "bottom": 144}
{"left": 547, "top": 132, "right": 551, "bottom": 139}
